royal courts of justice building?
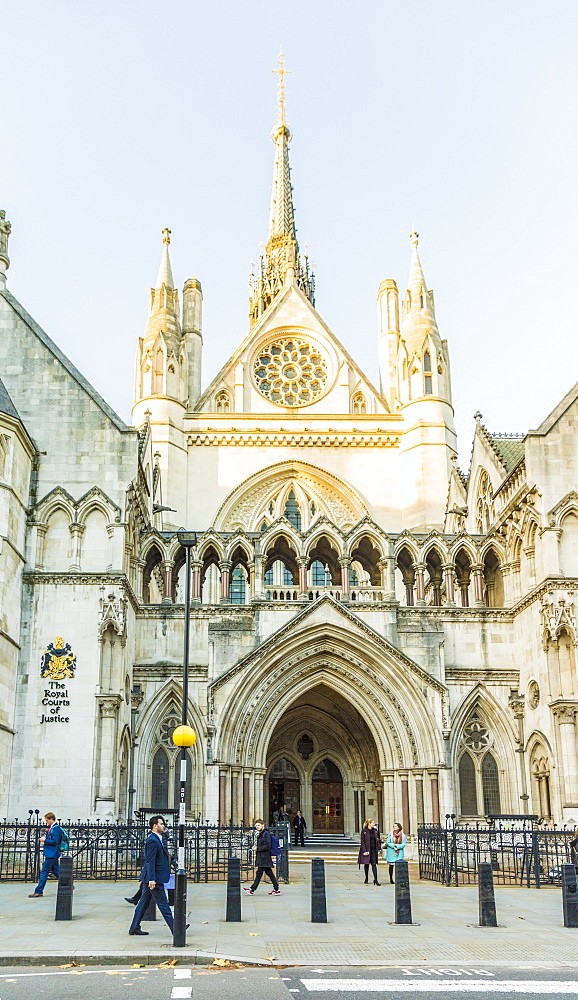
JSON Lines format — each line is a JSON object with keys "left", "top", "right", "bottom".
{"left": 0, "top": 63, "right": 577, "bottom": 836}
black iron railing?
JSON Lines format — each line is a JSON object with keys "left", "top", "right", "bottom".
{"left": 418, "top": 821, "right": 577, "bottom": 887}
{"left": 0, "top": 814, "right": 290, "bottom": 884}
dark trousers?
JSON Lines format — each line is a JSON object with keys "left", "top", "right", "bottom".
{"left": 294, "top": 827, "right": 305, "bottom": 846}
{"left": 364, "top": 862, "right": 378, "bottom": 883}
{"left": 35, "top": 856, "right": 59, "bottom": 894}
{"left": 389, "top": 863, "right": 395, "bottom": 882}
{"left": 130, "top": 883, "right": 173, "bottom": 933}
{"left": 250, "top": 866, "right": 279, "bottom": 892}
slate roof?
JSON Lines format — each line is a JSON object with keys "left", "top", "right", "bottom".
{"left": 0, "top": 377, "right": 20, "bottom": 421}
{"left": 488, "top": 433, "right": 525, "bottom": 473}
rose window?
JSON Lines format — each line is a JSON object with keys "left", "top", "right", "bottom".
{"left": 253, "top": 337, "right": 328, "bottom": 406}
{"left": 463, "top": 720, "right": 491, "bottom": 753}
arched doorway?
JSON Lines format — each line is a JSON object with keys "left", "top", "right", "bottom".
{"left": 312, "top": 758, "right": 343, "bottom": 832}
{"left": 265, "top": 683, "right": 381, "bottom": 836}
{"left": 268, "top": 757, "right": 300, "bottom": 822}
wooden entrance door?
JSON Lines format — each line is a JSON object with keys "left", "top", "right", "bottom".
{"left": 312, "top": 759, "right": 344, "bottom": 833}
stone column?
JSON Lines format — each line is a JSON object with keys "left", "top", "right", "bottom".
{"left": 298, "top": 557, "right": 308, "bottom": 598}
{"left": 162, "top": 561, "right": 173, "bottom": 604}
{"left": 254, "top": 768, "right": 266, "bottom": 822}
{"left": 135, "top": 558, "right": 146, "bottom": 601}
{"left": 220, "top": 560, "right": 231, "bottom": 604}
{"left": 219, "top": 770, "right": 228, "bottom": 826}
{"left": 69, "top": 522, "right": 84, "bottom": 571}
{"left": 442, "top": 563, "right": 455, "bottom": 605}
{"left": 33, "top": 523, "right": 47, "bottom": 569}
{"left": 191, "top": 560, "right": 202, "bottom": 605}
{"left": 552, "top": 703, "right": 578, "bottom": 806}
{"left": 253, "top": 547, "right": 265, "bottom": 601}
{"left": 231, "top": 767, "right": 242, "bottom": 825}
{"left": 340, "top": 556, "right": 351, "bottom": 599}
{"left": 428, "top": 769, "right": 441, "bottom": 825}
{"left": 382, "top": 771, "right": 395, "bottom": 833}
{"left": 415, "top": 774, "right": 424, "bottom": 827}
{"left": 400, "top": 772, "right": 410, "bottom": 834}
{"left": 414, "top": 563, "right": 426, "bottom": 606}
{"left": 472, "top": 563, "right": 485, "bottom": 606}
{"left": 243, "top": 771, "right": 251, "bottom": 827}
{"left": 381, "top": 554, "right": 397, "bottom": 601}
{"left": 248, "top": 561, "right": 255, "bottom": 602}
{"left": 95, "top": 695, "right": 122, "bottom": 816}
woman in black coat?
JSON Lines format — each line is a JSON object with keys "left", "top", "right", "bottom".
{"left": 357, "top": 817, "right": 382, "bottom": 885}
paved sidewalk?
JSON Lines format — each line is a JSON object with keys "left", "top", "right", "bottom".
{"left": 0, "top": 865, "right": 576, "bottom": 967}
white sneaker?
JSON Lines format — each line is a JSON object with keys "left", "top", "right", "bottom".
{"left": 243, "top": 887, "right": 254, "bottom": 894}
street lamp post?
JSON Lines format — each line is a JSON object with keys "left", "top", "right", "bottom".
{"left": 172, "top": 531, "right": 197, "bottom": 948}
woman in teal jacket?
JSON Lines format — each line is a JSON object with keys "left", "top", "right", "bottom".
{"left": 385, "top": 822, "right": 406, "bottom": 883}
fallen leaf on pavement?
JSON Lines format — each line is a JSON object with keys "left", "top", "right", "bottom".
{"left": 201, "top": 920, "right": 209, "bottom": 924}
{"left": 158, "top": 959, "right": 179, "bottom": 967}
{"left": 249, "top": 932, "right": 260, "bottom": 936}
{"left": 212, "top": 959, "right": 230, "bottom": 967}
{"left": 132, "top": 964, "right": 146, "bottom": 968}
{"left": 267, "top": 956, "right": 277, "bottom": 961}
{"left": 58, "top": 963, "right": 78, "bottom": 969}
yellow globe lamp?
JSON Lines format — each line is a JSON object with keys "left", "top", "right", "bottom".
{"left": 172, "top": 724, "right": 197, "bottom": 748}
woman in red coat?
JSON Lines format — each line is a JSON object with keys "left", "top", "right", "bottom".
{"left": 357, "top": 818, "right": 382, "bottom": 885}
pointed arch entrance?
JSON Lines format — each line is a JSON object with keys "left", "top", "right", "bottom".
{"left": 265, "top": 683, "right": 381, "bottom": 835}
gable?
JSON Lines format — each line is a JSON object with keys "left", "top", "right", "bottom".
{"left": 194, "top": 281, "right": 389, "bottom": 417}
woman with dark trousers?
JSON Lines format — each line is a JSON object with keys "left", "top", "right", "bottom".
{"left": 357, "top": 817, "right": 382, "bottom": 885}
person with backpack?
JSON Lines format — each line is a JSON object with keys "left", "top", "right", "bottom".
{"left": 243, "top": 819, "right": 281, "bottom": 895}
{"left": 28, "top": 812, "right": 67, "bottom": 897}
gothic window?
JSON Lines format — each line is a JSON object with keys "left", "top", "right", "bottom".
{"left": 264, "top": 565, "right": 273, "bottom": 585}
{"left": 216, "top": 391, "right": 230, "bottom": 413}
{"left": 154, "top": 348, "right": 164, "bottom": 394}
{"left": 229, "top": 565, "right": 247, "bottom": 604}
{"left": 310, "top": 502, "right": 316, "bottom": 517}
{"left": 159, "top": 709, "right": 181, "bottom": 746}
{"left": 476, "top": 471, "right": 494, "bottom": 533}
{"left": 0, "top": 434, "right": 8, "bottom": 479}
{"left": 481, "top": 752, "right": 501, "bottom": 815}
{"left": 459, "top": 752, "right": 478, "bottom": 815}
{"left": 349, "top": 567, "right": 359, "bottom": 587}
{"left": 283, "top": 565, "right": 293, "bottom": 585}
{"left": 253, "top": 336, "right": 329, "bottom": 406}
{"left": 352, "top": 392, "right": 367, "bottom": 415}
{"left": 311, "top": 559, "right": 330, "bottom": 586}
{"left": 271, "top": 757, "right": 299, "bottom": 779}
{"left": 151, "top": 747, "right": 170, "bottom": 810}
{"left": 259, "top": 520, "right": 268, "bottom": 532}
{"left": 283, "top": 489, "right": 301, "bottom": 530}
{"left": 463, "top": 718, "right": 491, "bottom": 753}
{"left": 423, "top": 350, "right": 432, "bottom": 394}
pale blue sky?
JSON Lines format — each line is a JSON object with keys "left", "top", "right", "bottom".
{"left": 3, "top": 1, "right": 578, "bottom": 466}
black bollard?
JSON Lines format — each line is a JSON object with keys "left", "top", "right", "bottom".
{"left": 478, "top": 862, "right": 497, "bottom": 927}
{"left": 226, "top": 856, "right": 241, "bottom": 922}
{"left": 311, "top": 858, "right": 327, "bottom": 923}
{"left": 394, "top": 860, "right": 412, "bottom": 924}
{"left": 55, "top": 856, "right": 73, "bottom": 921}
{"left": 562, "top": 863, "right": 578, "bottom": 928}
{"left": 142, "top": 890, "right": 156, "bottom": 921}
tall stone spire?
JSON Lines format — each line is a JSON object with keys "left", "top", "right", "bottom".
{"left": 400, "top": 231, "right": 451, "bottom": 405}
{"left": 249, "top": 50, "right": 315, "bottom": 327}
{"left": 155, "top": 227, "right": 174, "bottom": 290}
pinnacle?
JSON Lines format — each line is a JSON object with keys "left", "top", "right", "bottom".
{"left": 155, "top": 230, "right": 175, "bottom": 290}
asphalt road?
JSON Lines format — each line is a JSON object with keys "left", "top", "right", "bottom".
{"left": 0, "top": 965, "right": 577, "bottom": 1000}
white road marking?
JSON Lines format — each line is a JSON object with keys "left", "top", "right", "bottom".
{"left": 300, "top": 981, "right": 578, "bottom": 994}
{"left": 170, "top": 988, "right": 193, "bottom": 999}
{"left": 174, "top": 969, "right": 193, "bottom": 978}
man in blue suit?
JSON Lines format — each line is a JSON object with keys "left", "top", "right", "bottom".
{"left": 129, "top": 815, "right": 174, "bottom": 936}
{"left": 28, "top": 812, "right": 63, "bottom": 897}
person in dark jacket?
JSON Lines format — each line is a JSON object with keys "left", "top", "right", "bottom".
{"left": 28, "top": 812, "right": 64, "bottom": 897}
{"left": 129, "top": 816, "right": 176, "bottom": 936}
{"left": 293, "top": 810, "right": 307, "bottom": 846}
{"left": 357, "top": 817, "right": 382, "bottom": 885}
{"left": 243, "top": 819, "right": 281, "bottom": 895}
{"left": 125, "top": 829, "right": 172, "bottom": 905}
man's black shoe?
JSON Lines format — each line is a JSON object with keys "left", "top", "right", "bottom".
{"left": 125, "top": 897, "right": 138, "bottom": 904}
{"left": 129, "top": 928, "right": 149, "bottom": 935}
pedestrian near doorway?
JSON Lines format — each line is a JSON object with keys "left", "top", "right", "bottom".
{"left": 244, "top": 819, "right": 281, "bottom": 895}
{"left": 358, "top": 818, "right": 382, "bottom": 885}
{"left": 28, "top": 812, "right": 64, "bottom": 897}
{"left": 385, "top": 822, "right": 406, "bottom": 883}
{"left": 128, "top": 816, "right": 183, "bottom": 936}
{"left": 293, "top": 809, "right": 307, "bottom": 846}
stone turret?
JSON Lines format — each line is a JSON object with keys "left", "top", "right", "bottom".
{"left": 0, "top": 211, "right": 12, "bottom": 290}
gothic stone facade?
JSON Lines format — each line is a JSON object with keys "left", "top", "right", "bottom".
{"left": 0, "top": 94, "right": 577, "bottom": 834}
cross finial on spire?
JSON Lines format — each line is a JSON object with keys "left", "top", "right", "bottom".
{"left": 410, "top": 230, "right": 419, "bottom": 247}
{"left": 273, "top": 48, "right": 291, "bottom": 128}
{"left": 162, "top": 227, "right": 171, "bottom": 245}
